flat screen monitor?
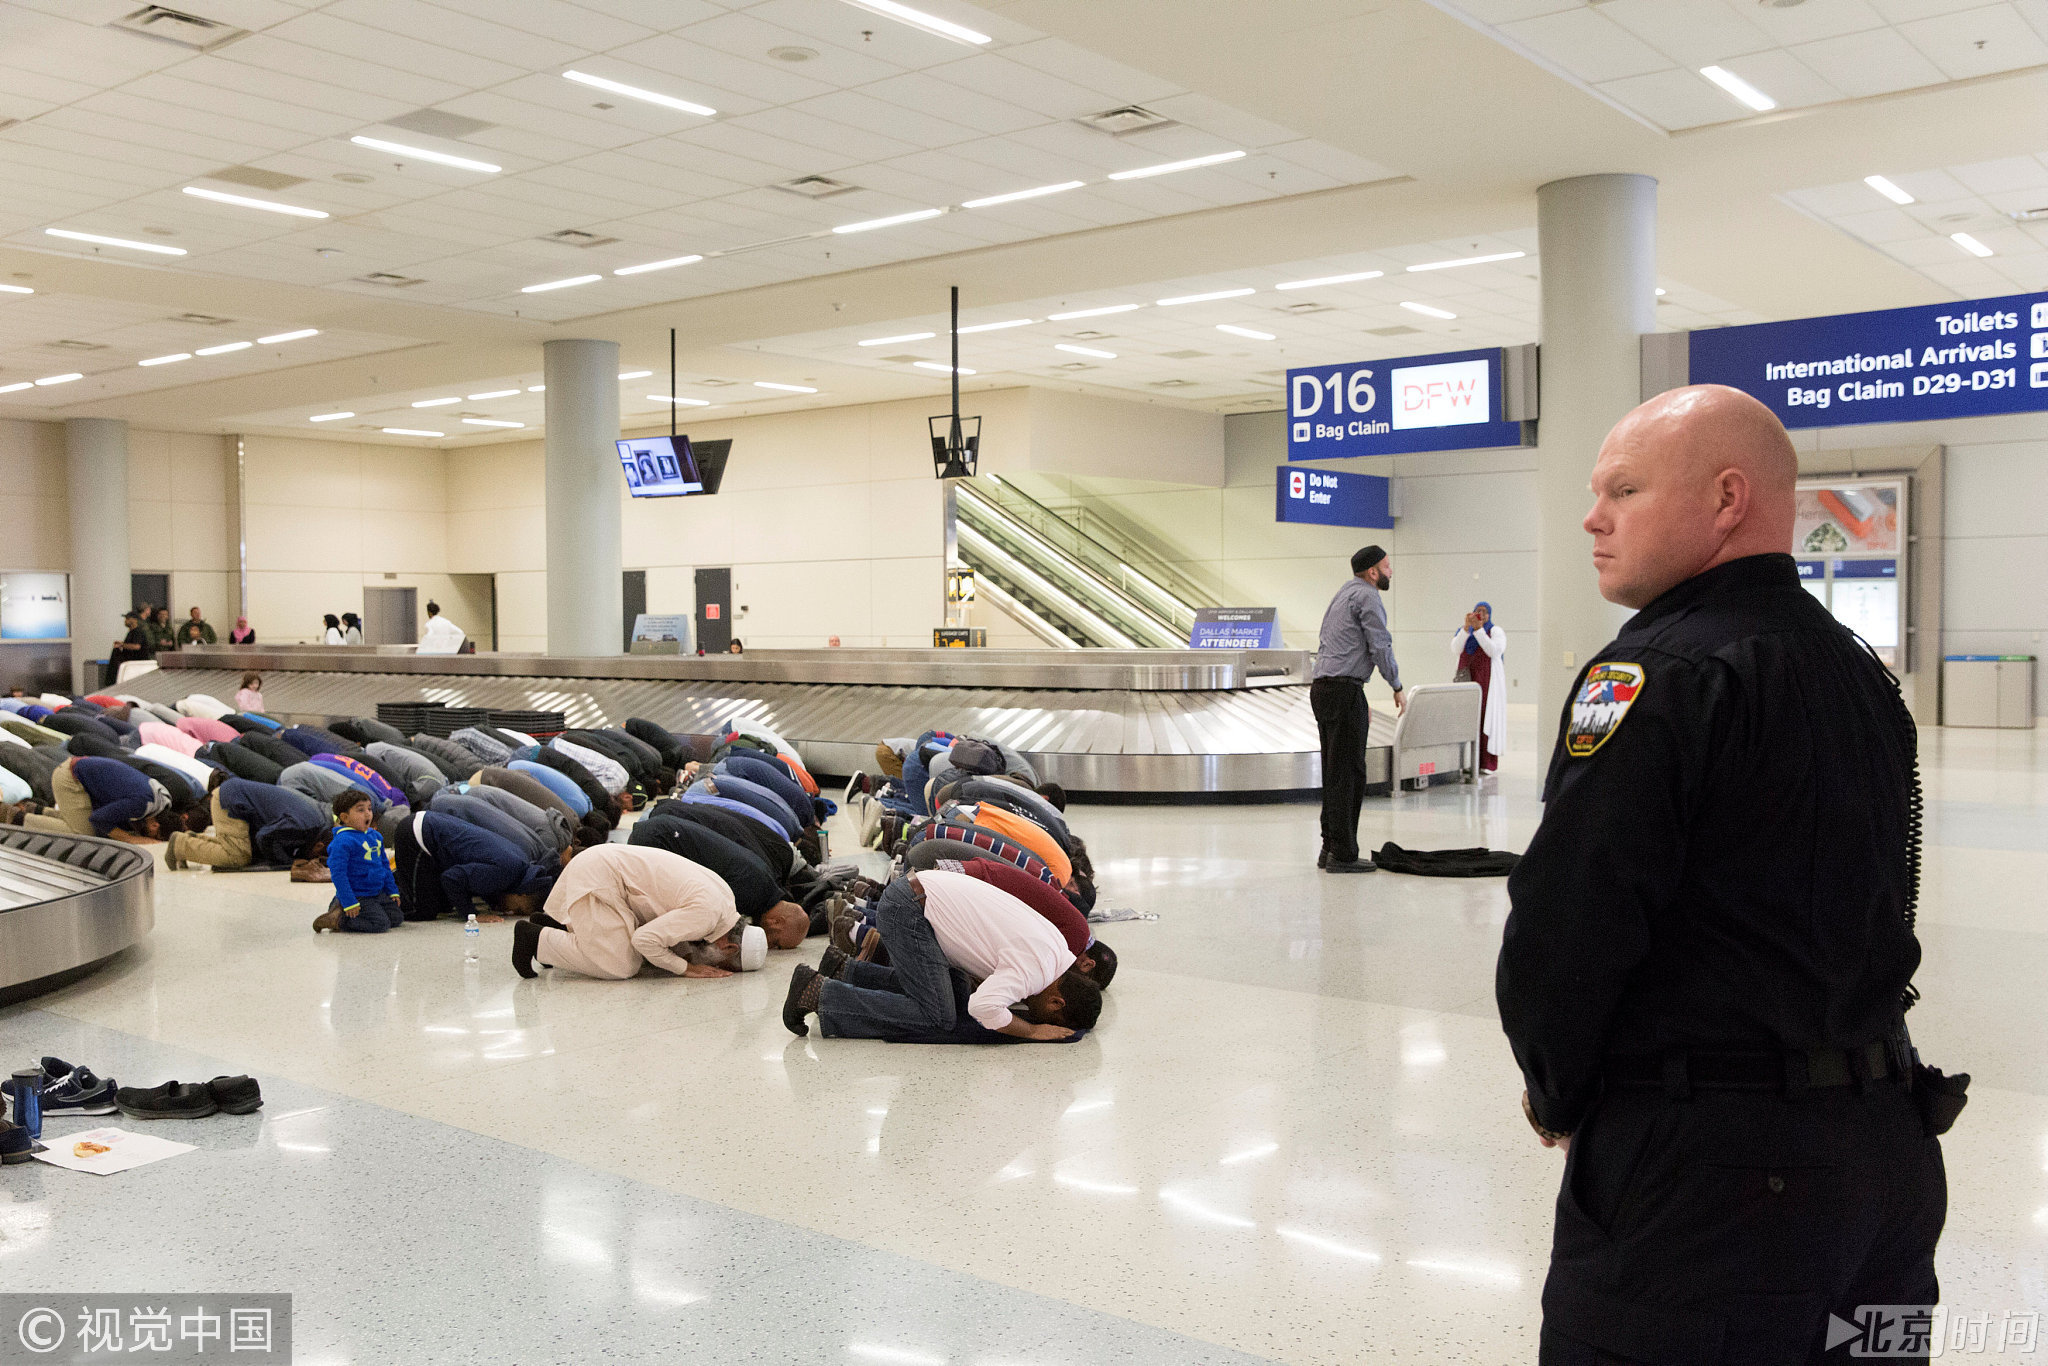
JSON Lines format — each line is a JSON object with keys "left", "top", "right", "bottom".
{"left": 617, "top": 435, "right": 703, "bottom": 498}
{"left": 691, "top": 439, "right": 731, "bottom": 495}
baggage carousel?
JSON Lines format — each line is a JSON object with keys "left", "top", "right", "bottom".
{"left": 136, "top": 646, "right": 1398, "bottom": 802}
{"left": 0, "top": 827, "right": 156, "bottom": 1004}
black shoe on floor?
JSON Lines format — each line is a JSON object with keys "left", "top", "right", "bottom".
{"left": 512, "top": 918, "right": 542, "bottom": 979}
{"left": 783, "top": 964, "right": 821, "bottom": 1038}
{"left": 532, "top": 911, "right": 568, "bottom": 933}
{"left": 116, "top": 1081, "right": 219, "bottom": 1121}
{"left": 817, "top": 946, "right": 849, "bottom": 981}
{"left": 1316, "top": 849, "right": 1329, "bottom": 869}
{"left": 0, "top": 1118, "right": 31, "bottom": 1165}
{"left": 1324, "top": 858, "right": 1376, "bottom": 874}
{"left": 207, "top": 1075, "right": 262, "bottom": 1115}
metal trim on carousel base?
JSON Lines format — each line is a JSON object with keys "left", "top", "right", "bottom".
{"left": 0, "top": 827, "right": 156, "bottom": 1004}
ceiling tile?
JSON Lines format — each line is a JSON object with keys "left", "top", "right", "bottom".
{"left": 927, "top": 53, "right": 1137, "bottom": 121}
{"left": 326, "top": 0, "right": 589, "bottom": 69}
{"left": 425, "top": 0, "right": 658, "bottom": 48}
{"left": 1787, "top": 26, "right": 1950, "bottom": 95}
{"left": 1898, "top": 3, "right": 2048, "bottom": 78}
{"left": 1744, "top": 0, "right": 1891, "bottom": 43}
{"left": 212, "top": 33, "right": 470, "bottom": 107}
{"left": 1498, "top": 8, "right": 1675, "bottom": 82}
{"left": 997, "top": 36, "right": 1184, "bottom": 105}
{"left": 1596, "top": 0, "right": 1776, "bottom": 67}
{"left": 1710, "top": 47, "right": 1844, "bottom": 108}
{"left": 1594, "top": 68, "right": 1743, "bottom": 130}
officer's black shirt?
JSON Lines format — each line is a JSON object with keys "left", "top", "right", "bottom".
{"left": 1497, "top": 554, "right": 1920, "bottom": 1134}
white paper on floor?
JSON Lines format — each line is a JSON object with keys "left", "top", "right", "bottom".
{"left": 33, "top": 1127, "right": 195, "bottom": 1176}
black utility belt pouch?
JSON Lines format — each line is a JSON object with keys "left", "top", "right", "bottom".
{"left": 1910, "top": 1061, "right": 1969, "bottom": 1136}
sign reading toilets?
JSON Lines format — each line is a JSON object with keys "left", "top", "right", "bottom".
{"left": 1286, "top": 346, "right": 1526, "bottom": 459}
{"left": 1688, "top": 289, "right": 2048, "bottom": 429}
{"left": 1276, "top": 466, "right": 1392, "bottom": 528}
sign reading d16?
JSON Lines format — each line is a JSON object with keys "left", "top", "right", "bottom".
{"left": 1286, "top": 346, "right": 1527, "bottom": 460}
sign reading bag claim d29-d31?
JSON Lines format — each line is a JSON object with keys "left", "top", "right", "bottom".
{"left": 1286, "top": 345, "right": 1536, "bottom": 460}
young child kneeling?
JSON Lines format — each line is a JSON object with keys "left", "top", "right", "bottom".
{"left": 314, "top": 790, "right": 402, "bottom": 933}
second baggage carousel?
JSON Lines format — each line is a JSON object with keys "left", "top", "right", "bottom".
{"left": 135, "top": 647, "right": 1395, "bottom": 801}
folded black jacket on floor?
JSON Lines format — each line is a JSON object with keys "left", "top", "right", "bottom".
{"left": 1371, "top": 842, "right": 1521, "bottom": 877}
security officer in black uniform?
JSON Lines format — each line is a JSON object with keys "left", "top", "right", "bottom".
{"left": 1497, "top": 385, "right": 1962, "bottom": 1364}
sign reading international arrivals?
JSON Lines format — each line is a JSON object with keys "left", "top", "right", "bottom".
{"left": 1689, "top": 289, "right": 2048, "bottom": 429}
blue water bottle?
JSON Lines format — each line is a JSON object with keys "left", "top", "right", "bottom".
{"left": 9, "top": 1069, "right": 41, "bottom": 1140}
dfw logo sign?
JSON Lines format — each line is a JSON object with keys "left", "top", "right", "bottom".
{"left": 1276, "top": 466, "right": 1391, "bottom": 529}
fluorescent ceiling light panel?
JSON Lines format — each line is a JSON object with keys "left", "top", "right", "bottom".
{"left": 350, "top": 135, "right": 501, "bottom": 174}
{"left": 309, "top": 412, "right": 353, "bottom": 422}
{"left": 256, "top": 329, "right": 318, "bottom": 344}
{"left": 561, "top": 70, "right": 715, "bottom": 117}
{"left": 35, "top": 373, "right": 82, "bottom": 385}
{"left": 467, "top": 389, "right": 520, "bottom": 400}
{"left": 461, "top": 418, "right": 525, "bottom": 428}
{"left": 1400, "top": 301, "right": 1458, "bottom": 319}
{"left": 45, "top": 228, "right": 186, "bottom": 256}
{"left": 618, "top": 370, "right": 653, "bottom": 380}
{"left": 1107, "top": 150, "right": 1246, "bottom": 181}
{"left": 1275, "top": 270, "right": 1383, "bottom": 290}
{"left": 914, "top": 361, "right": 976, "bottom": 374}
{"left": 0, "top": 284, "right": 32, "bottom": 295}
{"left": 412, "top": 397, "right": 460, "bottom": 407}
{"left": 522, "top": 274, "right": 602, "bottom": 293}
{"left": 1951, "top": 232, "right": 1994, "bottom": 258}
{"left": 754, "top": 381, "right": 817, "bottom": 392}
{"left": 1863, "top": 175, "right": 1915, "bottom": 206}
{"left": 1407, "top": 250, "right": 1525, "bottom": 272}
{"left": 1216, "top": 324, "right": 1276, "bottom": 340}
{"left": 526, "top": 385, "right": 545, "bottom": 392}
{"left": 0, "top": 382, "right": 33, "bottom": 393}
{"left": 860, "top": 331, "right": 936, "bottom": 346}
{"left": 182, "top": 185, "right": 327, "bottom": 218}
{"left": 1048, "top": 303, "right": 1141, "bottom": 320}
{"left": 1157, "top": 287, "right": 1255, "bottom": 306}
{"left": 832, "top": 208, "right": 945, "bottom": 234}
{"left": 194, "top": 341, "right": 252, "bottom": 355}
{"left": 961, "top": 180, "right": 1085, "bottom": 208}
{"left": 648, "top": 394, "right": 711, "bottom": 406}
{"left": 138, "top": 353, "right": 192, "bottom": 366}
{"left": 1055, "top": 343, "right": 1116, "bottom": 359}
{"left": 613, "top": 254, "right": 702, "bottom": 276}
{"left": 382, "top": 428, "right": 444, "bottom": 437}
{"left": 838, "top": 0, "right": 992, "bottom": 45}
{"left": 1699, "top": 66, "right": 1776, "bottom": 112}
{"left": 957, "top": 318, "right": 1033, "bottom": 333}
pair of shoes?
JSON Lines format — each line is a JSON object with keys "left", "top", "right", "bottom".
{"left": 3, "top": 1058, "right": 117, "bottom": 1120}
{"left": 512, "top": 918, "right": 542, "bottom": 979}
{"left": 848, "top": 876, "right": 887, "bottom": 903}
{"left": 854, "top": 925, "right": 884, "bottom": 962}
{"left": 290, "top": 858, "right": 332, "bottom": 883}
{"left": 829, "top": 910, "right": 861, "bottom": 956}
{"left": 782, "top": 964, "right": 822, "bottom": 1037}
{"left": 163, "top": 836, "right": 186, "bottom": 872}
{"left": 116, "top": 1075, "right": 262, "bottom": 1121}
{"left": 817, "top": 945, "right": 849, "bottom": 981}
{"left": 0, "top": 1118, "right": 32, "bottom": 1165}
{"left": 311, "top": 907, "right": 341, "bottom": 933}
{"left": 1324, "top": 858, "right": 1376, "bottom": 874}
{"left": 842, "top": 770, "right": 870, "bottom": 806}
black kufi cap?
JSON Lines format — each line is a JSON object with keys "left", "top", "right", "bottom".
{"left": 1351, "top": 545, "right": 1387, "bottom": 574}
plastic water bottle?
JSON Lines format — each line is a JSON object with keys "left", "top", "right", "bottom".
{"left": 464, "top": 913, "right": 480, "bottom": 961}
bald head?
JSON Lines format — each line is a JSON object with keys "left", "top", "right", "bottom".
{"left": 1583, "top": 385, "right": 1798, "bottom": 608}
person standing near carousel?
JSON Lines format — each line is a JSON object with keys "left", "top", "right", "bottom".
{"left": 1452, "top": 602, "right": 1505, "bottom": 773}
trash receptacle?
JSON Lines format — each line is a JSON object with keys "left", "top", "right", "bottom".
{"left": 1942, "top": 655, "right": 2035, "bottom": 728}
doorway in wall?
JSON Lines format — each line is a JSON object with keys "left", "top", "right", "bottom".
{"left": 129, "top": 573, "right": 169, "bottom": 619}
{"left": 361, "top": 587, "right": 417, "bottom": 646}
{"left": 695, "top": 568, "right": 731, "bottom": 654}
{"left": 622, "top": 570, "right": 646, "bottom": 652}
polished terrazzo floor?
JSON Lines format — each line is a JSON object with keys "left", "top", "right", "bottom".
{"left": 4, "top": 711, "right": 2046, "bottom": 1364}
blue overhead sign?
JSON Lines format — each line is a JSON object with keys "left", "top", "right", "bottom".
{"left": 1286, "top": 346, "right": 1528, "bottom": 460}
{"left": 1690, "top": 290, "right": 2048, "bottom": 429}
{"left": 1276, "top": 466, "right": 1392, "bottom": 528}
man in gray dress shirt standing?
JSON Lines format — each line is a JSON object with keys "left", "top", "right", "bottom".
{"left": 1311, "top": 545, "right": 1405, "bottom": 872}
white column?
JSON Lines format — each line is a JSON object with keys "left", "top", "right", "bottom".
{"left": 543, "top": 338, "right": 622, "bottom": 656}
{"left": 64, "top": 418, "right": 130, "bottom": 688}
{"left": 1535, "top": 173, "right": 1657, "bottom": 749}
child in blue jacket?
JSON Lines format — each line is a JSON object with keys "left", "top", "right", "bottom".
{"left": 314, "top": 790, "right": 402, "bottom": 933}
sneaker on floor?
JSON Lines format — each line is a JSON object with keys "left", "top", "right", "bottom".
{"left": 782, "top": 964, "right": 821, "bottom": 1038}
{"left": 0, "top": 1118, "right": 32, "bottom": 1165}
{"left": 163, "top": 836, "right": 187, "bottom": 872}
{"left": 41, "top": 1066, "right": 117, "bottom": 1116}
{"left": 116, "top": 1081, "right": 218, "bottom": 1121}
{"left": 817, "top": 945, "right": 849, "bottom": 981}
{"left": 206, "top": 1075, "right": 262, "bottom": 1115}
{"left": 1324, "top": 857, "right": 1376, "bottom": 874}
{"left": 842, "top": 770, "right": 869, "bottom": 806}
{"left": 512, "top": 918, "right": 542, "bottom": 979}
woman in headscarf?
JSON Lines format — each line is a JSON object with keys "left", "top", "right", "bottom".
{"left": 322, "top": 614, "right": 345, "bottom": 644}
{"left": 228, "top": 616, "right": 256, "bottom": 645}
{"left": 1452, "top": 601, "right": 1505, "bottom": 773}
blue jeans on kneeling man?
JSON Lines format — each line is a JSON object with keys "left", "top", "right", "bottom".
{"left": 817, "top": 879, "right": 1009, "bottom": 1044}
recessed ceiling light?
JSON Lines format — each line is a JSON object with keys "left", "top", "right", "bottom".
{"left": 194, "top": 341, "right": 252, "bottom": 355}
{"left": 1107, "top": 150, "right": 1246, "bottom": 181}
{"left": 860, "top": 331, "right": 936, "bottom": 346}
{"left": 309, "top": 412, "right": 353, "bottom": 422}
{"left": 1157, "top": 288, "right": 1255, "bottom": 306}
{"left": 613, "top": 254, "right": 703, "bottom": 276}
{"left": 957, "top": 318, "right": 1034, "bottom": 333}
{"left": 754, "top": 381, "right": 818, "bottom": 392}
{"left": 1400, "top": 301, "right": 1458, "bottom": 319}
{"left": 349, "top": 135, "right": 501, "bottom": 174}
{"left": 1275, "top": 270, "right": 1384, "bottom": 290}
{"left": 45, "top": 228, "right": 187, "bottom": 256}
{"left": 1407, "top": 250, "right": 1526, "bottom": 272}
{"left": 1699, "top": 65, "right": 1776, "bottom": 112}
{"left": 256, "top": 328, "right": 318, "bottom": 344}
{"left": 832, "top": 208, "right": 945, "bottom": 234}
{"left": 138, "top": 353, "right": 192, "bottom": 366}
{"left": 467, "top": 389, "right": 520, "bottom": 400}
{"left": 837, "top": 0, "right": 992, "bottom": 46}
{"left": 914, "top": 361, "right": 976, "bottom": 374}
{"left": 412, "top": 396, "right": 460, "bottom": 407}
{"left": 618, "top": 370, "right": 653, "bottom": 380}
{"left": 648, "top": 394, "right": 712, "bottom": 406}
{"left": 522, "top": 274, "right": 602, "bottom": 293}
{"left": 1216, "top": 324, "right": 1276, "bottom": 340}
{"left": 527, "top": 385, "right": 545, "bottom": 392}
{"left": 1047, "top": 304, "right": 1142, "bottom": 320}
{"left": 35, "top": 373, "right": 83, "bottom": 386}
{"left": 1863, "top": 175, "right": 1914, "bottom": 206}
{"left": 1950, "top": 232, "right": 1994, "bottom": 258}
{"left": 461, "top": 418, "right": 525, "bottom": 428}
{"left": 0, "top": 382, "right": 32, "bottom": 394}
{"left": 961, "top": 181, "right": 1086, "bottom": 209}
{"left": 0, "top": 284, "right": 32, "bottom": 295}
{"left": 1655, "top": 288, "right": 1667, "bottom": 296}
{"left": 1055, "top": 343, "right": 1117, "bottom": 359}
{"left": 182, "top": 185, "right": 329, "bottom": 219}
{"left": 382, "top": 428, "right": 444, "bottom": 437}
{"left": 561, "top": 70, "right": 716, "bottom": 117}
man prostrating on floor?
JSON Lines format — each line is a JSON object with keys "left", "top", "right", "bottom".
{"left": 513, "top": 842, "right": 767, "bottom": 981}
{"left": 783, "top": 869, "right": 1101, "bottom": 1044}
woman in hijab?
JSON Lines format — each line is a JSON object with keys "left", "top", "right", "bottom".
{"left": 322, "top": 614, "right": 345, "bottom": 645}
{"left": 1452, "top": 601, "right": 1505, "bottom": 773}
{"left": 228, "top": 617, "right": 255, "bottom": 645}
{"left": 341, "top": 612, "right": 364, "bottom": 645}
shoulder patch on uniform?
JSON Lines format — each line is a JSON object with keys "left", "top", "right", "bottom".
{"left": 1565, "top": 662, "right": 1645, "bottom": 759}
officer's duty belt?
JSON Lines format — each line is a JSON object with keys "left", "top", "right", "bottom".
{"left": 1604, "top": 1041, "right": 1899, "bottom": 1099}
